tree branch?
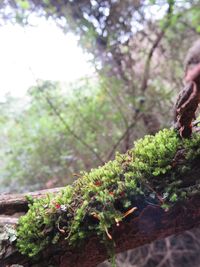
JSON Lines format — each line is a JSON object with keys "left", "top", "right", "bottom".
{"left": 1, "top": 194, "right": 200, "bottom": 267}
{"left": 0, "top": 187, "right": 63, "bottom": 215}
{"left": 1, "top": 131, "right": 200, "bottom": 267}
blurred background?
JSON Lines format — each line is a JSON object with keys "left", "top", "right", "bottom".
{"left": 0, "top": 0, "right": 200, "bottom": 266}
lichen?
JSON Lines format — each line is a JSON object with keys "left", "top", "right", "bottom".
{"left": 0, "top": 225, "right": 17, "bottom": 258}
{"left": 16, "top": 128, "right": 200, "bottom": 258}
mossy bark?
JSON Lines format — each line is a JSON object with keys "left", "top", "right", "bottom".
{"left": 1, "top": 130, "right": 200, "bottom": 267}
{"left": 1, "top": 194, "right": 200, "bottom": 267}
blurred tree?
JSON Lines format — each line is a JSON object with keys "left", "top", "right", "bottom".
{"left": 1, "top": 78, "right": 142, "bottom": 191}
{"left": 1, "top": 0, "right": 200, "bottom": 155}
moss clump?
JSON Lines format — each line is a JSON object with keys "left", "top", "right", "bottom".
{"left": 132, "top": 129, "right": 180, "bottom": 177}
{"left": 17, "top": 186, "right": 73, "bottom": 256}
{"left": 16, "top": 128, "right": 200, "bottom": 258}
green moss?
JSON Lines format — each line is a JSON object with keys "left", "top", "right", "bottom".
{"left": 132, "top": 129, "right": 180, "bottom": 177}
{"left": 16, "top": 128, "right": 200, "bottom": 258}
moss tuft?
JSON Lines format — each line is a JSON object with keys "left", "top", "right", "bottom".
{"left": 16, "top": 128, "right": 200, "bottom": 257}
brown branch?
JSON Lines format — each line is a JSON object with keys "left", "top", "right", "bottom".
{"left": 0, "top": 187, "right": 63, "bottom": 215}
{"left": 1, "top": 151, "right": 200, "bottom": 267}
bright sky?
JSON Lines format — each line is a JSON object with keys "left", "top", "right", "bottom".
{"left": 0, "top": 17, "right": 94, "bottom": 100}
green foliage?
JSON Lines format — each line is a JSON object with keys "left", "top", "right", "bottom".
{"left": 1, "top": 85, "right": 76, "bottom": 190}
{"left": 1, "top": 77, "right": 141, "bottom": 191}
{"left": 16, "top": 128, "right": 200, "bottom": 258}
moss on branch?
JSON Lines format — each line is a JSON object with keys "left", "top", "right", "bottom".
{"left": 16, "top": 128, "right": 200, "bottom": 258}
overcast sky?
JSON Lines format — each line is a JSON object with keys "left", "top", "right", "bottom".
{"left": 0, "top": 17, "right": 94, "bottom": 100}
